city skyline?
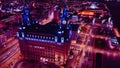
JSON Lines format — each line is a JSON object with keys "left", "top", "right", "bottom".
{"left": 0, "top": 0, "right": 120, "bottom": 68}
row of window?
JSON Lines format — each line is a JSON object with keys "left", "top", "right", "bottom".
{"left": 21, "top": 45, "right": 55, "bottom": 57}
{"left": 18, "top": 32, "right": 65, "bottom": 43}
{"left": 22, "top": 49, "right": 55, "bottom": 57}
{"left": 20, "top": 44, "right": 67, "bottom": 63}
{"left": 19, "top": 32, "right": 55, "bottom": 40}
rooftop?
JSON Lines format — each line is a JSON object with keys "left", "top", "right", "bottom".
{"left": 20, "top": 20, "right": 71, "bottom": 36}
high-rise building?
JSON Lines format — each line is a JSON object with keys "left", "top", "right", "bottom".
{"left": 17, "top": 5, "right": 72, "bottom": 65}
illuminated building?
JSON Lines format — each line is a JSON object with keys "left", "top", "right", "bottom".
{"left": 17, "top": 5, "right": 72, "bottom": 65}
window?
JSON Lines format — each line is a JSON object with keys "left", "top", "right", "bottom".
{"left": 22, "top": 32, "right": 25, "bottom": 38}
{"left": 61, "top": 37, "right": 64, "bottom": 43}
{"left": 55, "top": 36, "right": 58, "bottom": 42}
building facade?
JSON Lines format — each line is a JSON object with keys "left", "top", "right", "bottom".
{"left": 17, "top": 5, "right": 72, "bottom": 65}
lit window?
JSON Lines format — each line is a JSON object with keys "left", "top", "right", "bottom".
{"left": 32, "top": 35, "right": 34, "bottom": 38}
{"left": 49, "top": 37, "right": 51, "bottom": 40}
{"left": 30, "top": 35, "right": 31, "bottom": 37}
{"left": 43, "top": 36, "right": 45, "bottom": 39}
{"left": 36, "top": 21, "right": 38, "bottom": 23}
{"left": 22, "top": 32, "right": 25, "bottom": 38}
{"left": 35, "top": 35, "right": 37, "bottom": 38}
{"left": 27, "top": 34, "right": 29, "bottom": 37}
{"left": 23, "top": 27, "right": 26, "bottom": 29}
{"left": 63, "top": 20, "right": 66, "bottom": 24}
{"left": 52, "top": 37, "right": 54, "bottom": 40}
{"left": 19, "top": 27, "right": 22, "bottom": 30}
{"left": 38, "top": 36, "right": 39, "bottom": 38}
{"left": 40, "top": 36, "right": 42, "bottom": 39}
{"left": 61, "top": 37, "right": 64, "bottom": 43}
{"left": 55, "top": 37, "right": 58, "bottom": 42}
{"left": 58, "top": 31, "right": 62, "bottom": 34}
{"left": 17, "top": 32, "right": 19, "bottom": 37}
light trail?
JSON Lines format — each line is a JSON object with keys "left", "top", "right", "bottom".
{"left": 73, "top": 43, "right": 120, "bottom": 57}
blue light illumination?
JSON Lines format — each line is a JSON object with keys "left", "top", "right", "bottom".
{"left": 21, "top": 5, "right": 32, "bottom": 26}
{"left": 69, "top": 30, "right": 72, "bottom": 38}
{"left": 18, "top": 32, "right": 60, "bottom": 44}
{"left": 40, "top": 36, "right": 42, "bottom": 39}
{"left": 61, "top": 37, "right": 64, "bottom": 43}
{"left": 55, "top": 36, "right": 58, "bottom": 42}
{"left": 19, "top": 27, "right": 22, "bottom": 30}
{"left": 17, "top": 32, "right": 19, "bottom": 37}
{"left": 30, "top": 34, "right": 31, "bottom": 37}
{"left": 58, "top": 31, "right": 62, "bottom": 34}
{"left": 111, "top": 37, "right": 119, "bottom": 45}
{"left": 60, "top": 6, "right": 70, "bottom": 24}
{"left": 22, "top": 32, "right": 25, "bottom": 38}
{"left": 36, "top": 21, "right": 38, "bottom": 23}
{"left": 27, "top": 19, "right": 31, "bottom": 26}
{"left": 6, "top": 7, "right": 11, "bottom": 11}
{"left": 27, "top": 34, "right": 29, "bottom": 37}
{"left": 23, "top": 27, "right": 26, "bottom": 29}
{"left": 43, "top": 36, "right": 45, "bottom": 39}
{"left": 90, "top": 3, "right": 98, "bottom": 9}
{"left": 38, "top": 36, "right": 39, "bottom": 38}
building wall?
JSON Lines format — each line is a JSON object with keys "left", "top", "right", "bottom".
{"left": 19, "top": 39, "right": 70, "bottom": 65}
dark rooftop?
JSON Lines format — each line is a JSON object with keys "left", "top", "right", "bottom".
{"left": 21, "top": 21, "right": 70, "bottom": 37}
{"left": 23, "top": 21, "right": 59, "bottom": 36}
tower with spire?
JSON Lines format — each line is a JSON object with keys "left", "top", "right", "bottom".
{"left": 19, "top": 4, "right": 33, "bottom": 27}
{"left": 58, "top": 5, "right": 72, "bottom": 42}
